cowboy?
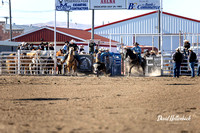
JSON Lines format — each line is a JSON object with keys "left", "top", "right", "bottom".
{"left": 96, "top": 48, "right": 103, "bottom": 63}
{"left": 79, "top": 45, "right": 85, "bottom": 53}
{"left": 188, "top": 48, "right": 197, "bottom": 77}
{"left": 172, "top": 48, "right": 184, "bottom": 78}
{"left": 62, "top": 41, "right": 69, "bottom": 54}
{"left": 183, "top": 40, "right": 190, "bottom": 56}
{"left": 131, "top": 42, "right": 142, "bottom": 64}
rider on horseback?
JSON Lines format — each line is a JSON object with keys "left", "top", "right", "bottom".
{"left": 131, "top": 42, "right": 142, "bottom": 64}
{"left": 63, "top": 40, "right": 80, "bottom": 64}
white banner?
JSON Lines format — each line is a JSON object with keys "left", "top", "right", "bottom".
{"left": 127, "top": 0, "right": 160, "bottom": 10}
{"left": 90, "top": 0, "right": 126, "bottom": 10}
{"left": 56, "top": 0, "right": 89, "bottom": 11}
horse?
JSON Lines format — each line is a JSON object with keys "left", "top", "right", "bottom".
{"left": 62, "top": 47, "right": 78, "bottom": 75}
{"left": 124, "top": 48, "right": 146, "bottom": 76}
{"left": 6, "top": 53, "right": 17, "bottom": 74}
{"left": 29, "top": 50, "right": 55, "bottom": 75}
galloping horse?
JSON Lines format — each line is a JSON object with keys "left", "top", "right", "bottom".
{"left": 124, "top": 48, "right": 146, "bottom": 76}
{"left": 63, "top": 47, "right": 78, "bottom": 75}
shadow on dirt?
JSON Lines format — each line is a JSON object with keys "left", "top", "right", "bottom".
{"left": 14, "top": 98, "right": 69, "bottom": 101}
{"left": 166, "top": 83, "right": 193, "bottom": 86}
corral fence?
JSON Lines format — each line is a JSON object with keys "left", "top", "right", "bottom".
{"left": 103, "top": 33, "right": 200, "bottom": 76}
{"left": 0, "top": 50, "right": 56, "bottom": 75}
{"left": 0, "top": 50, "right": 199, "bottom": 76}
{"left": 142, "top": 52, "right": 199, "bottom": 76}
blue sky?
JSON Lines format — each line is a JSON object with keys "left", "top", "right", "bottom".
{"left": 0, "top": 0, "right": 199, "bottom": 26}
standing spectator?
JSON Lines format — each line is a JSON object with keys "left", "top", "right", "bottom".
{"left": 49, "top": 43, "right": 54, "bottom": 50}
{"left": 89, "top": 41, "right": 96, "bottom": 55}
{"left": 188, "top": 48, "right": 197, "bottom": 77}
{"left": 144, "top": 50, "right": 150, "bottom": 58}
{"left": 38, "top": 42, "right": 45, "bottom": 50}
{"left": 183, "top": 40, "right": 190, "bottom": 56}
{"left": 150, "top": 50, "right": 156, "bottom": 57}
{"left": 173, "top": 48, "right": 184, "bottom": 78}
{"left": 29, "top": 43, "right": 34, "bottom": 50}
{"left": 95, "top": 46, "right": 99, "bottom": 54}
{"left": 44, "top": 42, "right": 49, "bottom": 51}
{"left": 79, "top": 45, "right": 85, "bottom": 53}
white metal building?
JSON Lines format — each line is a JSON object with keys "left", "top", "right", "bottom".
{"left": 85, "top": 11, "right": 200, "bottom": 52}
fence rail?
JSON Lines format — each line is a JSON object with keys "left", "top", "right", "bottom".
{"left": 0, "top": 50, "right": 199, "bottom": 76}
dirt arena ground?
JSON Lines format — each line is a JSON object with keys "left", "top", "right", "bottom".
{"left": 0, "top": 75, "right": 200, "bottom": 133}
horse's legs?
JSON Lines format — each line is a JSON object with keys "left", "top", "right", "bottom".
{"left": 128, "top": 64, "right": 134, "bottom": 76}
{"left": 142, "top": 65, "right": 145, "bottom": 76}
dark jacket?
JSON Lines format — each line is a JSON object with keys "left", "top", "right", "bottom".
{"left": 173, "top": 51, "right": 183, "bottom": 63}
{"left": 184, "top": 42, "right": 190, "bottom": 49}
{"left": 189, "top": 51, "right": 197, "bottom": 63}
{"left": 67, "top": 43, "right": 78, "bottom": 51}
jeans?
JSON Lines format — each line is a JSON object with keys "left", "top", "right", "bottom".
{"left": 189, "top": 62, "right": 195, "bottom": 77}
{"left": 183, "top": 48, "right": 189, "bottom": 56}
{"left": 138, "top": 54, "right": 141, "bottom": 64}
{"left": 173, "top": 62, "right": 181, "bottom": 78}
{"left": 197, "top": 64, "right": 200, "bottom": 76}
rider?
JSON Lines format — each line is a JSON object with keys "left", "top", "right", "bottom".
{"left": 96, "top": 48, "right": 103, "bottom": 63}
{"left": 131, "top": 42, "right": 142, "bottom": 64}
{"left": 62, "top": 41, "right": 69, "bottom": 54}
{"left": 63, "top": 40, "right": 79, "bottom": 63}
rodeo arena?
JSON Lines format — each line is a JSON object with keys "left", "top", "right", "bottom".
{"left": 1, "top": 11, "right": 200, "bottom": 77}
{"left": 1, "top": 0, "right": 200, "bottom": 133}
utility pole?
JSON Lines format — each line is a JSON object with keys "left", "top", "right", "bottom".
{"left": 158, "top": 10, "right": 160, "bottom": 50}
{"left": 67, "top": 11, "right": 69, "bottom": 28}
{"left": 9, "top": 0, "right": 12, "bottom": 41}
{"left": 91, "top": 9, "right": 94, "bottom": 40}
{"left": 9, "top": 0, "right": 13, "bottom": 51}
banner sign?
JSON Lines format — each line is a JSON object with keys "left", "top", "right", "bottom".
{"left": 90, "top": 0, "right": 126, "bottom": 10}
{"left": 127, "top": 0, "right": 160, "bottom": 10}
{"left": 56, "top": 0, "right": 89, "bottom": 11}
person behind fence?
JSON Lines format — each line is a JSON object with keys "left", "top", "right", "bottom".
{"left": 95, "top": 46, "right": 99, "bottom": 54}
{"left": 49, "top": 43, "right": 54, "bottom": 50}
{"left": 89, "top": 41, "right": 96, "bottom": 55}
{"left": 183, "top": 40, "right": 190, "bottom": 56}
{"left": 131, "top": 42, "right": 142, "bottom": 64}
{"left": 79, "top": 45, "right": 85, "bottom": 53}
{"left": 144, "top": 50, "right": 150, "bottom": 58}
{"left": 188, "top": 48, "right": 197, "bottom": 78}
{"left": 173, "top": 48, "right": 184, "bottom": 78}
{"left": 150, "top": 50, "right": 156, "bottom": 57}
{"left": 62, "top": 41, "right": 69, "bottom": 54}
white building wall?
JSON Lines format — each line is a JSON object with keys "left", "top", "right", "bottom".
{"left": 90, "top": 12, "right": 200, "bottom": 51}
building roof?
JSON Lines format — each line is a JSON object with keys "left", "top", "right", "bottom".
{"left": 11, "top": 26, "right": 118, "bottom": 45}
{"left": 85, "top": 11, "right": 200, "bottom": 31}
{"left": 48, "top": 27, "right": 117, "bottom": 43}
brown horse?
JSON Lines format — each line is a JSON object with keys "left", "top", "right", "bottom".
{"left": 6, "top": 53, "right": 17, "bottom": 74}
{"left": 63, "top": 47, "right": 77, "bottom": 75}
